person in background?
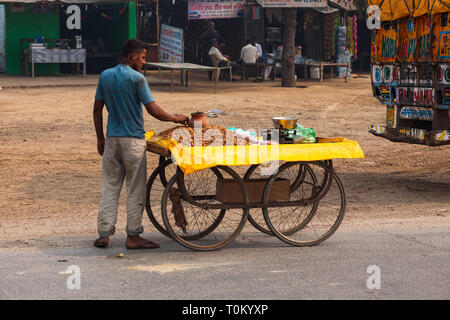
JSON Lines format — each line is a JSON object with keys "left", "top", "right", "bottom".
{"left": 199, "top": 21, "right": 221, "bottom": 78}
{"left": 219, "top": 40, "right": 231, "bottom": 61}
{"left": 261, "top": 48, "right": 274, "bottom": 80}
{"left": 240, "top": 40, "right": 258, "bottom": 64}
{"left": 209, "top": 38, "right": 233, "bottom": 80}
{"left": 93, "top": 39, "right": 189, "bottom": 249}
{"left": 251, "top": 37, "right": 263, "bottom": 62}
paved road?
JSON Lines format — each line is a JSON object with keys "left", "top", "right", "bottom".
{"left": 0, "top": 227, "right": 449, "bottom": 300}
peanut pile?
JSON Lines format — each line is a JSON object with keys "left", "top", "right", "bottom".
{"left": 156, "top": 125, "right": 250, "bottom": 147}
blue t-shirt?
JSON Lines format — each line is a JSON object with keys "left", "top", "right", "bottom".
{"left": 95, "top": 64, "right": 154, "bottom": 139}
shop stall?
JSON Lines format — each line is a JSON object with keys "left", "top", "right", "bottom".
{"left": 0, "top": 0, "right": 136, "bottom": 76}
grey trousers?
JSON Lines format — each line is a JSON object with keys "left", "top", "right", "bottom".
{"left": 97, "top": 137, "right": 147, "bottom": 237}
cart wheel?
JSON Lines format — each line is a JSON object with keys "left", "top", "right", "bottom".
{"left": 263, "top": 162, "right": 346, "bottom": 246}
{"left": 244, "top": 162, "right": 317, "bottom": 235}
{"left": 161, "top": 166, "right": 249, "bottom": 251}
{"left": 298, "top": 160, "right": 334, "bottom": 202}
{"left": 146, "top": 158, "right": 226, "bottom": 241}
{"left": 145, "top": 158, "right": 177, "bottom": 238}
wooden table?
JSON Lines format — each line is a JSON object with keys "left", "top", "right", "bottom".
{"left": 24, "top": 48, "right": 86, "bottom": 78}
{"left": 296, "top": 61, "right": 351, "bottom": 82}
{"left": 144, "top": 62, "right": 222, "bottom": 93}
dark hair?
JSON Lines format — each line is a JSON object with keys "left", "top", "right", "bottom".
{"left": 122, "top": 39, "right": 147, "bottom": 57}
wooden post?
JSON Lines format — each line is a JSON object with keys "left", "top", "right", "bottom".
{"left": 156, "top": 0, "right": 160, "bottom": 45}
{"left": 320, "top": 62, "right": 324, "bottom": 82}
{"left": 345, "top": 61, "right": 350, "bottom": 82}
{"left": 136, "top": 0, "right": 139, "bottom": 40}
{"left": 170, "top": 69, "right": 174, "bottom": 93}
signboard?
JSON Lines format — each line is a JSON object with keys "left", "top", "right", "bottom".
{"left": 160, "top": 24, "right": 184, "bottom": 63}
{"left": 433, "top": 13, "right": 450, "bottom": 61}
{"left": 436, "top": 64, "right": 450, "bottom": 84}
{"left": 399, "top": 107, "right": 433, "bottom": 121}
{"left": 386, "top": 106, "right": 396, "bottom": 127}
{"left": 438, "top": 31, "right": 450, "bottom": 60}
{"left": 255, "top": 0, "right": 326, "bottom": 8}
{"left": 397, "top": 20, "right": 417, "bottom": 63}
{"left": 417, "top": 15, "right": 432, "bottom": 62}
{"left": 381, "top": 24, "right": 397, "bottom": 63}
{"left": 397, "top": 87, "right": 435, "bottom": 106}
{"left": 372, "top": 64, "right": 382, "bottom": 84}
{"left": 400, "top": 64, "right": 417, "bottom": 85}
{"left": 329, "top": 0, "right": 356, "bottom": 11}
{"left": 188, "top": 0, "right": 245, "bottom": 20}
{"left": 417, "top": 63, "right": 433, "bottom": 86}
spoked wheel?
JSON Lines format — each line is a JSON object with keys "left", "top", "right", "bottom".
{"left": 145, "top": 157, "right": 177, "bottom": 238}
{"left": 161, "top": 166, "right": 249, "bottom": 251}
{"left": 263, "top": 161, "right": 346, "bottom": 247}
{"left": 244, "top": 162, "right": 318, "bottom": 236}
{"left": 146, "top": 157, "right": 225, "bottom": 241}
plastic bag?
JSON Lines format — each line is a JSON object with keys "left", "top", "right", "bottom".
{"left": 290, "top": 124, "right": 317, "bottom": 143}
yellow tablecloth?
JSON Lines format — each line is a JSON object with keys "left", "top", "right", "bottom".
{"left": 146, "top": 130, "right": 364, "bottom": 174}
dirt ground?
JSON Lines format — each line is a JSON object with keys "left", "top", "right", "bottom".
{"left": 0, "top": 72, "right": 449, "bottom": 250}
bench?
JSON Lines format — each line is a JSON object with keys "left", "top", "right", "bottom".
{"left": 241, "top": 62, "right": 276, "bottom": 81}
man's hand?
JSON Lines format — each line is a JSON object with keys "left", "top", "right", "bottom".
{"left": 97, "top": 138, "right": 105, "bottom": 156}
{"left": 173, "top": 114, "right": 189, "bottom": 124}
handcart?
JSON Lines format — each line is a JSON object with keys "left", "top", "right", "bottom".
{"left": 145, "top": 135, "right": 364, "bottom": 251}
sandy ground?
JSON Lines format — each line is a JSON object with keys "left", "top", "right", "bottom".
{"left": 0, "top": 72, "right": 449, "bottom": 251}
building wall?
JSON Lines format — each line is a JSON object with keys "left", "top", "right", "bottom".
{"left": 0, "top": 5, "right": 5, "bottom": 72}
{"left": 5, "top": 4, "right": 60, "bottom": 75}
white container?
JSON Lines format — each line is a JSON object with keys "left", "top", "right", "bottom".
{"left": 310, "top": 67, "right": 320, "bottom": 80}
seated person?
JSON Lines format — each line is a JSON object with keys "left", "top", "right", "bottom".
{"left": 219, "top": 40, "right": 231, "bottom": 60}
{"left": 209, "top": 39, "right": 234, "bottom": 80}
{"left": 240, "top": 40, "right": 258, "bottom": 64}
{"left": 251, "top": 37, "right": 264, "bottom": 63}
{"left": 209, "top": 39, "right": 230, "bottom": 66}
{"left": 261, "top": 49, "right": 274, "bottom": 80}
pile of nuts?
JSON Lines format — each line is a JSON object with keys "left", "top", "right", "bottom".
{"left": 156, "top": 125, "right": 250, "bottom": 147}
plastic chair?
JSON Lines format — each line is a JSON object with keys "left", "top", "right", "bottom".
{"left": 209, "top": 54, "right": 232, "bottom": 82}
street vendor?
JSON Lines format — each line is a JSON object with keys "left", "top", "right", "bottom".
{"left": 93, "top": 39, "right": 188, "bottom": 249}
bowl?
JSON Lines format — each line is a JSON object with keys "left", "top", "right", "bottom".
{"left": 272, "top": 117, "right": 298, "bottom": 129}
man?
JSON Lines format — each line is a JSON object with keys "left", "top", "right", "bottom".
{"left": 251, "top": 37, "right": 263, "bottom": 62}
{"left": 209, "top": 39, "right": 230, "bottom": 66}
{"left": 209, "top": 39, "right": 233, "bottom": 80}
{"left": 199, "top": 22, "right": 221, "bottom": 64}
{"left": 93, "top": 39, "right": 188, "bottom": 249}
{"left": 240, "top": 40, "right": 258, "bottom": 64}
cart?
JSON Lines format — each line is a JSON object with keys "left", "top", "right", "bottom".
{"left": 145, "top": 135, "right": 364, "bottom": 251}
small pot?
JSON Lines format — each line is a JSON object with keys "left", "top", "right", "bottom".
{"left": 188, "top": 111, "right": 208, "bottom": 128}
